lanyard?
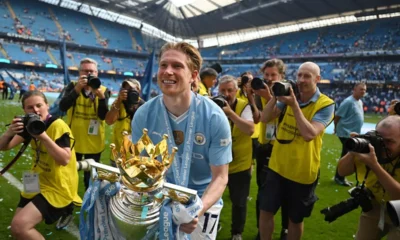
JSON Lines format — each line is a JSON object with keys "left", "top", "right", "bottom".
{"left": 32, "top": 114, "right": 51, "bottom": 168}
{"left": 160, "top": 92, "right": 197, "bottom": 187}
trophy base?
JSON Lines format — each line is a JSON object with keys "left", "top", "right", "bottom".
{"left": 109, "top": 187, "right": 162, "bottom": 239}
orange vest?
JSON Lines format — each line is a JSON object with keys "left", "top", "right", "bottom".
{"left": 29, "top": 84, "right": 36, "bottom": 91}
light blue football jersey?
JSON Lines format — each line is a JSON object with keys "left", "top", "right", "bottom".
{"left": 131, "top": 93, "right": 232, "bottom": 196}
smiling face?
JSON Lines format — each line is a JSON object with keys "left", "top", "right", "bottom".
{"left": 157, "top": 49, "right": 197, "bottom": 97}
{"left": 22, "top": 95, "right": 49, "bottom": 121}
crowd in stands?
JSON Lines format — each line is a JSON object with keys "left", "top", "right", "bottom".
{"left": 0, "top": 0, "right": 145, "bottom": 52}
{"left": 201, "top": 19, "right": 400, "bottom": 58}
{"left": 0, "top": 69, "right": 161, "bottom": 96}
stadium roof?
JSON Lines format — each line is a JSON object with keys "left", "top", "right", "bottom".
{"left": 47, "top": 0, "right": 400, "bottom": 38}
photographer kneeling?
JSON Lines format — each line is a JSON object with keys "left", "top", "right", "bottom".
{"left": 0, "top": 90, "right": 82, "bottom": 239}
{"left": 337, "top": 115, "right": 400, "bottom": 240}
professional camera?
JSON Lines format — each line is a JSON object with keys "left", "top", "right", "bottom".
{"left": 126, "top": 89, "right": 140, "bottom": 105}
{"left": 211, "top": 95, "right": 227, "bottom": 108}
{"left": 240, "top": 75, "right": 250, "bottom": 87}
{"left": 321, "top": 186, "right": 373, "bottom": 223}
{"left": 394, "top": 102, "right": 400, "bottom": 115}
{"left": 87, "top": 74, "right": 101, "bottom": 89}
{"left": 16, "top": 113, "right": 46, "bottom": 135}
{"left": 344, "top": 130, "right": 391, "bottom": 164}
{"left": 272, "top": 80, "right": 299, "bottom": 97}
{"left": 123, "top": 89, "right": 141, "bottom": 117}
{"left": 250, "top": 77, "right": 267, "bottom": 90}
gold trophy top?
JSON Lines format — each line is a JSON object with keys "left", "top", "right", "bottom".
{"left": 111, "top": 129, "right": 177, "bottom": 192}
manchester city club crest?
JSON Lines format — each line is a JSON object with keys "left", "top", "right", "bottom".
{"left": 194, "top": 133, "right": 206, "bottom": 145}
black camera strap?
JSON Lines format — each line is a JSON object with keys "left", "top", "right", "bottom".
{"left": 274, "top": 105, "right": 297, "bottom": 144}
{"left": 228, "top": 99, "right": 239, "bottom": 131}
{"left": 0, "top": 139, "right": 30, "bottom": 175}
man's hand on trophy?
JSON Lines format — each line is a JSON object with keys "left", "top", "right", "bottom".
{"left": 179, "top": 217, "right": 199, "bottom": 234}
{"left": 172, "top": 194, "right": 203, "bottom": 235}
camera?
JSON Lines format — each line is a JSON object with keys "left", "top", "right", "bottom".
{"left": 321, "top": 186, "right": 373, "bottom": 223}
{"left": 344, "top": 130, "right": 390, "bottom": 164}
{"left": 394, "top": 102, "right": 400, "bottom": 115}
{"left": 240, "top": 75, "right": 250, "bottom": 87}
{"left": 123, "top": 89, "right": 140, "bottom": 116}
{"left": 16, "top": 113, "right": 46, "bottom": 135}
{"left": 126, "top": 89, "right": 140, "bottom": 105}
{"left": 272, "top": 80, "right": 298, "bottom": 97}
{"left": 211, "top": 95, "right": 227, "bottom": 108}
{"left": 87, "top": 74, "right": 101, "bottom": 89}
{"left": 251, "top": 77, "right": 267, "bottom": 90}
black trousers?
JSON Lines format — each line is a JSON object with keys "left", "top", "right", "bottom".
{"left": 335, "top": 137, "right": 349, "bottom": 180}
{"left": 227, "top": 168, "right": 252, "bottom": 235}
{"left": 76, "top": 152, "right": 102, "bottom": 190}
{"left": 255, "top": 143, "right": 289, "bottom": 232}
{"left": 2, "top": 88, "right": 8, "bottom": 99}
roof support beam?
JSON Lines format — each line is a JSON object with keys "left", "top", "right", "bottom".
{"left": 189, "top": 4, "right": 206, "bottom": 14}
{"left": 207, "top": 0, "right": 221, "bottom": 8}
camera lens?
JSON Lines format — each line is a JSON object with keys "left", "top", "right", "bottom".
{"left": 345, "top": 137, "right": 370, "bottom": 153}
{"left": 127, "top": 90, "right": 139, "bottom": 105}
{"left": 27, "top": 120, "right": 46, "bottom": 135}
{"left": 88, "top": 75, "right": 101, "bottom": 89}
{"left": 251, "top": 78, "right": 265, "bottom": 90}
{"left": 211, "top": 95, "right": 226, "bottom": 108}
{"left": 25, "top": 114, "right": 46, "bottom": 135}
{"left": 272, "top": 82, "right": 292, "bottom": 97}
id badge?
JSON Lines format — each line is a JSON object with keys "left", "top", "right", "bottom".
{"left": 265, "top": 123, "right": 276, "bottom": 140}
{"left": 23, "top": 171, "right": 40, "bottom": 193}
{"left": 88, "top": 119, "right": 99, "bottom": 135}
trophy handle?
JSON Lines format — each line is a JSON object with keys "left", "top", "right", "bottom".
{"left": 163, "top": 182, "right": 197, "bottom": 205}
{"left": 78, "top": 159, "right": 121, "bottom": 182}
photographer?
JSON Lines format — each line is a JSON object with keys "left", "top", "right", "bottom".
{"left": 337, "top": 115, "right": 400, "bottom": 239}
{"left": 0, "top": 90, "right": 81, "bottom": 239}
{"left": 237, "top": 72, "right": 261, "bottom": 125}
{"left": 105, "top": 78, "right": 145, "bottom": 166}
{"left": 218, "top": 75, "right": 254, "bottom": 239}
{"left": 259, "top": 62, "right": 334, "bottom": 240}
{"left": 59, "top": 58, "right": 110, "bottom": 189}
{"left": 252, "top": 59, "right": 289, "bottom": 240}
{"left": 198, "top": 67, "right": 218, "bottom": 96}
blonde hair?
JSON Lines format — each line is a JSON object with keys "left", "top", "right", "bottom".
{"left": 159, "top": 42, "right": 202, "bottom": 73}
{"left": 79, "top": 58, "right": 98, "bottom": 71}
{"left": 124, "top": 78, "right": 141, "bottom": 90}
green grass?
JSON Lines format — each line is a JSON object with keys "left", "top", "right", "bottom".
{"left": 0, "top": 98, "right": 382, "bottom": 239}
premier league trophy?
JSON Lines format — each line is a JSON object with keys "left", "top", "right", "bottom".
{"left": 81, "top": 129, "right": 197, "bottom": 239}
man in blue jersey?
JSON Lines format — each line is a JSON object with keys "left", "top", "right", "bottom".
{"left": 334, "top": 82, "right": 367, "bottom": 186}
{"left": 131, "top": 42, "right": 232, "bottom": 239}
